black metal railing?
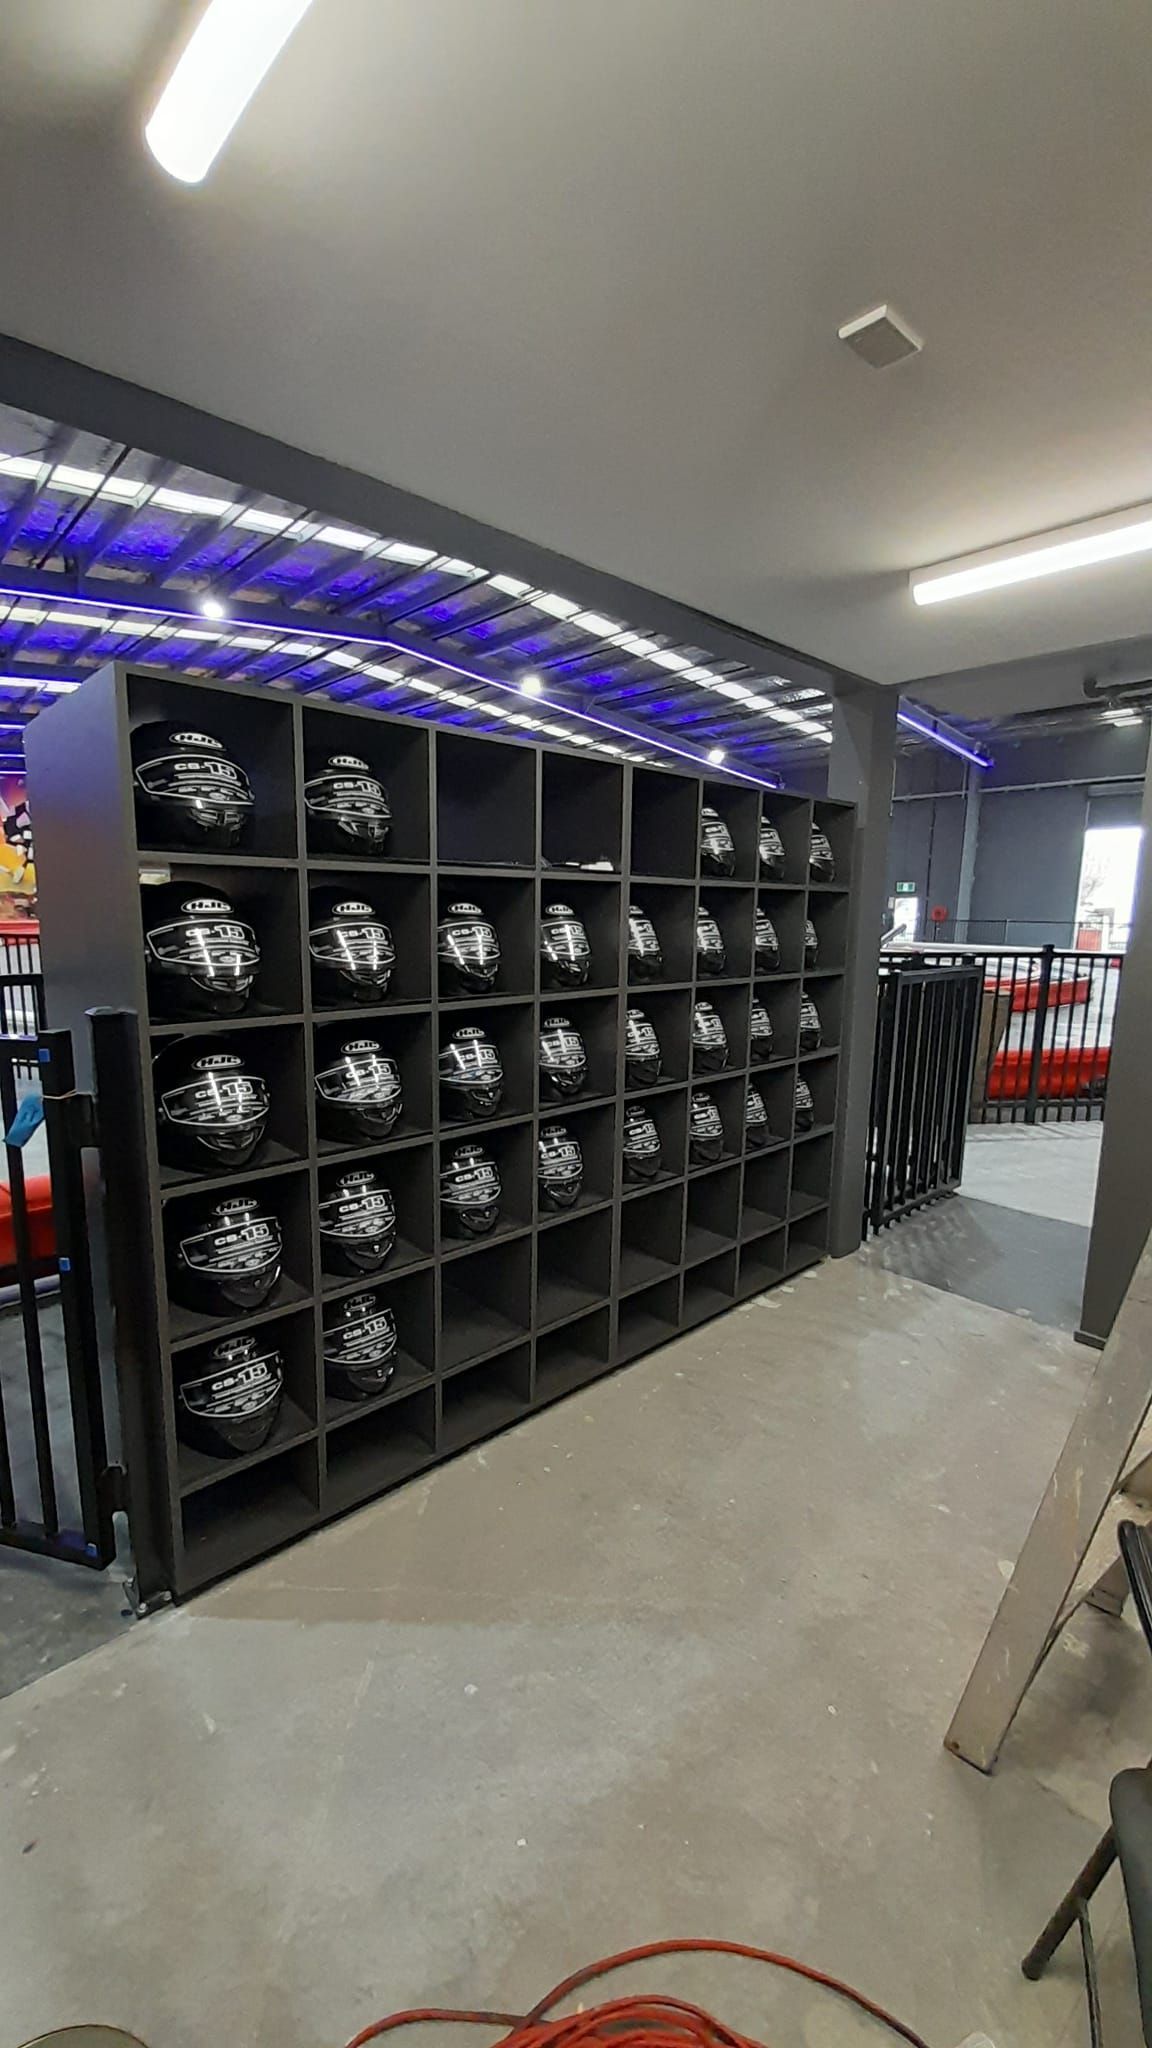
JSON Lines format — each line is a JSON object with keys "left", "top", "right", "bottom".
{"left": 866, "top": 958, "right": 981, "bottom": 1232}
{"left": 0, "top": 932, "right": 43, "bottom": 1038}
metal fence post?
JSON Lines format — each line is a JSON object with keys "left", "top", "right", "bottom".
{"left": 1023, "top": 944, "right": 1056, "bottom": 1126}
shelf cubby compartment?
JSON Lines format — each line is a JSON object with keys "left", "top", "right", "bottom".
{"left": 180, "top": 1441, "right": 320, "bottom": 1590}
{"left": 439, "top": 1117, "right": 534, "bottom": 1252}
{"left": 539, "top": 990, "right": 620, "bottom": 1105}
{"left": 542, "top": 752, "right": 624, "bottom": 872}
{"left": 538, "top": 1100, "right": 616, "bottom": 1220}
{"left": 307, "top": 870, "right": 431, "bottom": 1008}
{"left": 319, "top": 1142, "right": 434, "bottom": 1288}
{"left": 535, "top": 1307, "right": 612, "bottom": 1405}
{"left": 799, "top": 973, "right": 843, "bottom": 1056}
{"left": 794, "top": 1054, "right": 840, "bottom": 1142}
{"left": 323, "top": 1266, "right": 436, "bottom": 1424}
{"left": 688, "top": 1072, "right": 745, "bottom": 1172}
{"left": 141, "top": 862, "right": 303, "bottom": 1023}
{"left": 630, "top": 767, "right": 699, "bottom": 879}
{"left": 324, "top": 1385, "right": 437, "bottom": 1513}
{"left": 155, "top": 1020, "right": 310, "bottom": 1192}
{"left": 436, "top": 874, "right": 536, "bottom": 1000}
{"left": 790, "top": 1132, "right": 833, "bottom": 1220}
{"left": 697, "top": 886, "right": 755, "bottom": 979}
{"left": 302, "top": 703, "right": 430, "bottom": 864}
{"left": 737, "top": 1227, "right": 788, "bottom": 1298}
{"left": 126, "top": 668, "right": 298, "bottom": 860}
{"left": 788, "top": 1207, "right": 831, "bottom": 1264}
{"left": 682, "top": 1247, "right": 738, "bottom": 1327}
{"left": 175, "top": 1306, "right": 319, "bottom": 1495}
{"left": 692, "top": 982, "right": 750, "bottom": 1077}
{"left": 627, "top": 882, "right": 696, "bottom": 985}
{"left": 806, "top": 891, "right": 849, "bottom": 974}
{"left": 741, "top": 1150, "right": 790, "bottom": 1240}
{"left": 685, "top": 1163, "right": 741, "bottom": 1265}
{"left": 537, "top": 1207, "right": 612, "bottom": 1329}
{"left": 539, "top": 877, "right": 622, "bottom": 995}
{"left": 440, "top": 1234, "right": 532, "bottom": 1371}
{"left": 440, "top": 999, "right": 535, "bottom": 1130}
{"left": 618, "top": 1181, "right": 684, "bottom": 1294}
{"left": 622, "top": 1085, "right": 687, "bottom": 1194}
{"left": 759, "top": 793, "right": 813, "bottom": 888}
{"left": 436, "top": 729, "right": 536, "bottom": 868}
{"left": 616, "top": 1275, "right": 680, "bottom": 1363}
{"left": 624, "top": 986, "right": 691, "bottom": 1091}
{"left": 811, "top": 798, "right": 855, "bottom": 891}
{"left": 750, "top": 981, "right": 799, "bottom": 1069}
{"left": 439, "top": 1345, "right": 533, "bottom": 1454}
{"left": 701, "top": 779, "right": 760, "bottom": 883}
{"left": 757, "top": 891, "right": 808, "bottom": 980}
{"left": 752, "top": 1067, "right": 797, "bottom": 1152}
{"left": 314, "top": 1011, "right": 435, "bottom": 1151}
{"left": 163, "top": 1168, "right": 314, "bottom": 1349}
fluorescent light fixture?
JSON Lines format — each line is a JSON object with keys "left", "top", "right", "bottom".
{"left": 0, "top": 455, "right": 45, "bottom": 480}
{"left": 315, "top": 525, "right": 376, "bottom": 551}
{"left": 100, "top": 476, "right": 149, "bottom": 502}
{"left": 713, "top": 681, "right": 753, "bottom": 701}
{"left": 1103, "top": 707, "right": 1142, "bottom": 723}
{"left": 382, "top": 541, "right": 436, "bottom": 564}
{"left": 487, "top": 574, "right": 532, "bottom": 598}
{"left": 276, "top": 640, "right": 324, "bottom": 657}
{"left": 199, "top": 595, "right": 226, "bottom": 619}
{"left": 235, "top": 507, "right": 292, "bottom": 534}
{"left": 574, "top": 612, "right": 621, "bottom": 636}
{"left": 911, "top": 504, "right": 1152, "bottom": 605}
{"left": 46, "top": 610, "right": 115, "bottom": 630}
{"left": 322, "top": 650, "right": 363, "bottom": 670}
{"left": 145, "top": 0, "right": 314, "bottom": 184}
{"left": 362, "top": 663, "right": 401, "bottom": 683}
{"left": 440, "top": 559, "right": 484, "bottom": 578}
{"left": 229, "top": 634, "right": 275, "bottom": 650}
{"left": 651, "top": 650, "right": 693, "bottom": 673}
{"left": 896, "top": 710, "right": 991, "bottom": 769}
{"left": 520, "top": 673, "right": 543, "bottom": 696}
{"left": 153, "top": 487, "right": 234, "bottom": 518}
{"left": 707, "top": 746, "right": 726, "bottom": 764}
{"left": 531, "top": 592, "right": 581, "bottom": 620}
{"left": 50, "top": 466, "right": 106, "bottom": 494}
{"left": 615, "top": 635, "right": 659, "bottom": 658}
{"left": 683, "top": 667, "right": 719, "bottom": 684}
{"left": 408, "top": 680, "right": 442, "bottom": 696}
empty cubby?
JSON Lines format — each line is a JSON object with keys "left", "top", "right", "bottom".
{"left": 314, "top": 1011, "right": 435, "bottom": 1152}
{"left": 788, "top": 1207, "right": 831, "bottom": 1267}
{"left": 324, "top": 1384, "right": 438, "bottom": 1514}
{"left": 307, "top": 869, "right": 431, "bottom": 1009}
{"left": 536, "top": 1207, "right": 613, "bottom": 1328}
{"left": 616, "top": 1275, "right": 680, "bottom": 1363}
{"left": 142, "top": 863, "right": 303, "bottom": 1024}
{"left": 127, "top": 670, "right": 298, "bottom": 860}
{"left": 618, "top": 1181, "right": 684, "bottom": 1293}
{"left": 439, "top": 1345, "right": 533, "bottom": 1454}
{"left": 302, "top": 703, "right": 430, "bottom": 864}
{"left": 535, "top": 1307, "right": 612, "bottom": 1406}
{"left": 682, "top": 1247, "right": 738, "bottom": 1327}
{"left": 436, "top": 874, "right": 536, "bottom": 1000}
{"left": 790, "top": 1132, "right": 834, "bottom": 1218}
{"left": 440, "top": 1234, "right": 532, "bottom": 1371}
{"left": 742, "top": 1150, "right": 790, "bottom": 1240}
{"left": 684, "top": 1163, "right": 741, "bottom": 1266}
{"left": 630, "top": 767, "right": 699, "bottom": 878}
{"left": 701, "top": 780, "right": 760, "bottom": 882}
{"left": 436, "top": 729, "right": 536, "bottom": 867}
{"left": 181, "top": 1440, "right": 319, "bottom": 1591}
{"left": 737, "top": 1228, "right": 788, "bottom": 1299}
{"left": 542, "top": 753, "right": 624, "bottom": 872}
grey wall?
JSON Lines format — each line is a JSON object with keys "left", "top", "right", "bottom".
{"left": 968, "top": 787, "right": 1085, "bottom": 942}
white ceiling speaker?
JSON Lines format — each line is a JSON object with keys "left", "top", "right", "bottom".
{"left": 838, "top": 305, "right": 923, "bottom": 369}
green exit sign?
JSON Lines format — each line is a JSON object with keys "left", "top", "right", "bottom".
{"left": 894, "top": 880, "right": 918, "bottom": 895}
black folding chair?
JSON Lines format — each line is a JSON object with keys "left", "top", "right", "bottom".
{"left": 1022, "top": 1520, "right": 1152, "bottom": 2048}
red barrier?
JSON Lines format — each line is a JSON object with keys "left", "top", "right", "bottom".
{"left": 986, "top": 974, "right": 1092, "bottom": 1013}
{"left": 0, "top": 1173, "right": 55, "bottom": 1276}
{"left": 987, "top": 1044, "right": 1110, "bottom": 1101}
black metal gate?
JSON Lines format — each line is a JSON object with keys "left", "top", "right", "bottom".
{"left": 0, "top": 1020, "right": 118, "bottom": 1569}
{"left": 866, "top": 958, "right": 981, "bottom": 1233}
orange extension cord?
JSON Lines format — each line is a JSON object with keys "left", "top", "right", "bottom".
{"left": 344, "top": 1936, "right": 933, "bottom": 2048}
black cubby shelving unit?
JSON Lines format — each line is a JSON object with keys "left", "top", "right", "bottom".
{"left": 27, "top": 662, "right": 857, "bottom": 1598}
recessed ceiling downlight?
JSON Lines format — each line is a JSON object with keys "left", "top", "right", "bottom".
{"left": 145, "top": 0, "right": 315, "bottom": 185}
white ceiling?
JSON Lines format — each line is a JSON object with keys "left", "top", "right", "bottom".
{"left": 2, "top": 0, "right": 1152, "bottom": 692}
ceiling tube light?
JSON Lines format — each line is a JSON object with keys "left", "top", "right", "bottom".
{"left": 897, "top": 710, "right": 991, "bottom": 769}
{"left": 911, "top": 503, "right": 1152, "bottom": 606}
{"left": 145, "top": 0, "right": 314, "bottom": 185}
{"left": 520, "top": 673, "right": 543, "bottom": 696}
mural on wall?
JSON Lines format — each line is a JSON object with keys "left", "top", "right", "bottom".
{"left": 0, "top": 776, "right": 36, "bottom": 919}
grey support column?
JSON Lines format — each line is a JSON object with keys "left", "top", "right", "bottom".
{"left": 1080, "top": 733, "right": 1152, "bottom": 1344}
{"left": 827, "top": 681, "right": 897, "bottom": 1256}
{"left": 954, "top": 764, "right": 982, "bottom": 934}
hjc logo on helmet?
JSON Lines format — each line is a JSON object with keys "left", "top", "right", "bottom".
{"left": 171, "top": 732, "right": 223, "bottom": 748}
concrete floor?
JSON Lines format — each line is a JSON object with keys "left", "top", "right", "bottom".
{"left": 961, "top": 1121, "right": 1103, "bottom": 1229}
{"left": 2, "top": 1253, "right": 1148, "bottom": 2048}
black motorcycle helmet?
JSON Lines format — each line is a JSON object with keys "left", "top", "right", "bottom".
{"left": 794, "top": 1075, "right": 815, "bottom": 1132}
{"left": 176, "top": 1332, "right": 284, "bottom": 1458}
{"left": 323, "top": 1290, "right": 398, "bottom": 1402}
{"left": 622, "top": 1103, "right": 662, "bottom": 1182}
{"left": 804, "top": 918, "right": 819, "bottom": 970}
{"left": 696, "top": 905, "right": 727, "bottom": 976}
{"left": 750, "top": 1000, "right": 774, "bottom": 1063}
{"left": 538, "top": 1124, "right": 584, "bottom": 1210}
{"left": 755, "top": 908, "right": 781, "bottom": 974}
{"left": 745, "top": 1085, "right": 769, "bottom": 1149}
{"left": 799, "top": 995, "right": 822, "bottom": 1052}
{"left": 438, "top": 901, "right": 501, "bottom": 995}
{"left": 625, "top": 1007, "right": 662, "bottom": 1089}
{"left": 809, "top": 825, "right": 836, "bottom": 882}
{"left": 627, "top": 903, "right": 663, "bottom": 982}
{"left": 441, "top": 1142, "right": 502, "bottom": 1240}
{"left": 759, "top": 817, "right": 786, "bottom": 879}
{"left": 167, "top": 1192, "right": 283, "bottom": 1317}
{"left": 541, "top": 903, "right": 592, "bottom": 990}
{"left": 539, "top": 1015, "right": 588, "bottom": 1103}
{"left": 131, "top": 721, "right": 253, "bottom": 850}
{"left": 318, "top": 1168, "right": 396, "bottom": 1276}
{"left": 692, "top": 1000, "right": 729, "bottom": 1073}
{"left": 700, "top": 806, "right": 736, "bottom": 877}
{"left": 143, "top": 882, "right": 259, "bottom": 1019}
{"left": 309, "top": 887, "right": 395, "bottom": 1006}
{"left": 314, "top": 1036, "right": 404, "bottom": 1145}
{"left": 152, "top": 1040, "right": 270, "bottom": 1174}
{"left": 439, "top": 1025, "right": 504, "bottom": 1120}
{"left": 689, "top": 1089, "right": 725, "bottom": 1164}
{"left": 304, "top": 751, "right": 391, "bottom": 855}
